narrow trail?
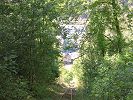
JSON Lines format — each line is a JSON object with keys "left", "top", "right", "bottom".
{"left": 59, "top": 83, "right": 76, "bottom": 100}
{"left": 59, "top": 88, "right": 76, "bottom": 100}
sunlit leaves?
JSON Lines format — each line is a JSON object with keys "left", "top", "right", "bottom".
{"left": 74, "top": 0, "right": 133, "bottom": 99}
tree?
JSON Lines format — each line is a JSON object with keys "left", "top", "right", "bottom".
{"left": 0, "top": 0, "right": 63, "bottom": 99}
{"left": 73, "top": 0, "right": 133, "bottom": 99}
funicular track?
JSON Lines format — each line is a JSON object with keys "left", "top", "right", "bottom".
{"left": 59, "top": 83, "right": 76, "bottom": 100}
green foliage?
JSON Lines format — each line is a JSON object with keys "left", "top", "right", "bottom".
{"left": 0, "top": 67, "right": 30, "bottom": 100}
{"left": 59, "top": 66, "right": 74, "bottom": 85}
{"left": 0, "top": 0, "right": 132, "bottom": 99}
{"left": 73, "top": 0, "right": 133, "bottom": 99}
{"left": 74, "top": 49, "right": 133, "bottom": 99}
{"left": 0, "top": 0, "right": 66, "bottom": 99}
{"left": 90, "top": 53, "right": 133, "bottom": 99}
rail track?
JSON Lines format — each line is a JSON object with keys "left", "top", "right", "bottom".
{"left": 59, "top": 83, "right": 76, "bottom": 100}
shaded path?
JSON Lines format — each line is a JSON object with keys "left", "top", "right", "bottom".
{"left": 59, "top": 87, "right": 76, "bottom": 100}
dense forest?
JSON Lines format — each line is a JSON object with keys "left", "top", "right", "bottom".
{"left": 0, "top": 0, "right": 133, "bottom": 100}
